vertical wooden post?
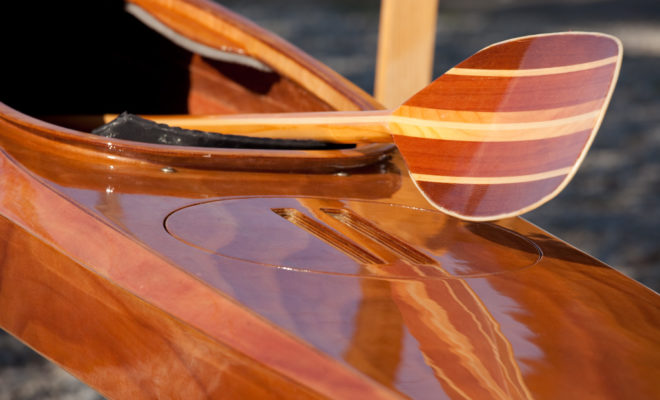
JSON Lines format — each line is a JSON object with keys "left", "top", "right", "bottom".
{"left": 374, "top": 0, "right": 439, "bottom": 108}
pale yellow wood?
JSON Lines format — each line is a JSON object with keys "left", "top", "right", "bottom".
{"left": 374, "top": 0, "right": 439, "bottom": 108}
{"left": 388, "top": 109, "right": 600, "bottom": 141}
{"left": 149, "top": 107, "right": 597, "bottom": 143}
{"left": 411, "top": 167, "right": 572, "bottom": 185}
{"left": 49, "top": 105, "right": 597, "bottom": 144}
{"left": 135, "top": 111, "right": 392, "bottom": 143}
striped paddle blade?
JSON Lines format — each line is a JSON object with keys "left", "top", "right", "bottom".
{"left": 390, "top": 32, "right": 622, "bottom": 221}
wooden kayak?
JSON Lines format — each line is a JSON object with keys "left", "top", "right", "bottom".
{"left": 1, "top": 0, "right": 658, "bottom": 398}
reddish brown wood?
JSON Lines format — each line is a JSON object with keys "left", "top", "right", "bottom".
{"left": 0, "top": 105, "right": 393, "bottom": 173}
{"left": 417, "top": 177, "right": 566, "bottom": 218}
{"left": 394, "top": 130, "right": 590, "bottom": 177}
{"left": 186, "top": 54, "right": 336, "bottom": 115}
{"left": 0, "top": 2, "right": 658, "bottom": 400}
{"left": 0, "top": 215, "right": 325, "bottom": 399}
{"left": 404, "top": 65, "right": 616, "bottom": 112}
{"left": 458, "top": 33, "right": 620, "bottom": 69}
{"left": 2, "top": 138, "right": 658, "bottom": 398}
{"left": 391, "top": 32, "right": 622, "bottom": 220}
{"left": 104, "top": 33, "right": 621, "bottom": 221}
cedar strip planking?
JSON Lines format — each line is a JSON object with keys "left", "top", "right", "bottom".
{"left": 394, "top": 129, "right": 591, "bottom": 177}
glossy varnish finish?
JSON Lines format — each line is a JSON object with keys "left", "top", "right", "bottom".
{"left": 1, "top": 0, "right": 393, "bottom": 172}
{"left": 1, "top": 137, "right": 658, "bottom": 398}
{"left": 391, "top": 33, "right": 622, "bottom": 220}
{"left": 0, "top": 214, "right": 325, "bottom": 399}
{"left": 136, "top": 32, "right": 621, "bottom": 221}
{"left": 0, "top": 1, "right": 658, "bottom": 399}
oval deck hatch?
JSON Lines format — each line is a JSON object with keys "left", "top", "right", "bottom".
{"left": 165, "top": 197, "right": 541, "bottom": 279}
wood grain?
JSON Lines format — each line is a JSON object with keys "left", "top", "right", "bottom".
{"left": 125, "top": 32, "right": 621, "bottom": 220}
{"left": 1, "top": 2, "right": 657, "bottom": 399}
{"left": 2, "top": 139, "right": 657, "bottom": 398}
{"left": 402, "top": 64, "right": 616, "bottom": 111}
{"left": 392, "top": 32, "right": 622, "bottom": 220}
{"left": 393, "top": 130, "right": 590, "bottom": 177}
{"left": 374, "top": 0, "right": 438, "bottom": 108}
{"left": 0, "top": 215, "right": 325, "bottom": 399}
{"left": 127, "top": 0, "right": 382, "bottom": 112}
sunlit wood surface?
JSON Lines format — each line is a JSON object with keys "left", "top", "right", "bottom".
{"left": 394, "top": 33, "right": 621, "bottom": 220}
{"left": 374, "top": 0, "right": 439, "bottom": 108}
{"left": 111, "top": 33, "right": 621, "bottom": 221}
{"left": 0, "top": 0, "right": 658, "bottom": 398}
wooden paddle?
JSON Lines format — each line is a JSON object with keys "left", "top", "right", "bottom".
{"left": 141, "top": 32, "right": 623, "bottom": 221}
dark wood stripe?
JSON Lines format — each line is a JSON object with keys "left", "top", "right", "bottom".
{"left": 457, "top": 34, "right": 619, "bottom": 70}
{"left": 394, "top": 129, "right": 592, "bottom": 177}
{"left": 405, "top": 64, "right": 615, "bottom": 112}
{"left": 417, "top": 176, "right": 565, "bottom": 218}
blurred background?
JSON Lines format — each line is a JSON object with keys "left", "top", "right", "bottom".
{"left": 1, "top": 0, "right": 658, "bottom": 398}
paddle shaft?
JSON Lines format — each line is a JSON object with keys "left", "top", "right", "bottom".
{"left": 137, "top": 110, "right": 393, "bottom": 143}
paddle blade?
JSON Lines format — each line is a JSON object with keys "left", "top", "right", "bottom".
{"left": 390, "top": 32, "right": 622, "bottom": 221}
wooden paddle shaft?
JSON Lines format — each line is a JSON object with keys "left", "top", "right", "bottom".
{"left": 134, "top": 110, "right": 394, "bottom": 143}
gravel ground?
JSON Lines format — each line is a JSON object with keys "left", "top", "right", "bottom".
{"left": 1, "top": 0, "right": 658, "bottom": 398}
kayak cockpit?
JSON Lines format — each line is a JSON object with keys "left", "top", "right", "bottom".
{"left": 0, "top": 0, "right": 393, "bottom": 171}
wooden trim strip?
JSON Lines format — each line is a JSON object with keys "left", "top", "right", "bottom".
{"left": 137, "top": 107, "right": 598, "bottom": 143}
{"left": 129, "top": 0, "right": 382, "bottom": 111}
{"left": 411, "top": 167, "right": 571, "bottom": 185}
{"left": 394, "top": 99, "right": 605, "bottom": 123}
{"left": 391, "top": 110, "right": 599, "bottom": 141}
{"left": 447, "top": 56, "right": 618, "bottom": 77}
{"left": 125, "top": 3, "right": 273, "bottom": 72}
{"left": 392, "top": 110, "right": 599, "bottom": 130}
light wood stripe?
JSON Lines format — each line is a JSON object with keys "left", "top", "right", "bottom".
{"left": 391, "top": 111, "right": 598, "bottom": 141}
{"left": 391, "top": 110, "right": 599, "bottom": 130}
{"left": 210, "top": 109, "right": 598, "bottom": 131}
{"left": 396, "top": 130, "right": 588, "bottom": 177}
{"left": 394, "top": 99, "right": 605, "bottom": 124}
{"left": 447, "top": 56, "right": 618, "bottom": 77}
{"left": 411, "top": 167, "right": 571, "bottom": 184}
{"left": 404, "top": 63, "right": 616, "bottom": 112}
{"left": 165, "top": 106, "right": 598, "bottom": 131}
